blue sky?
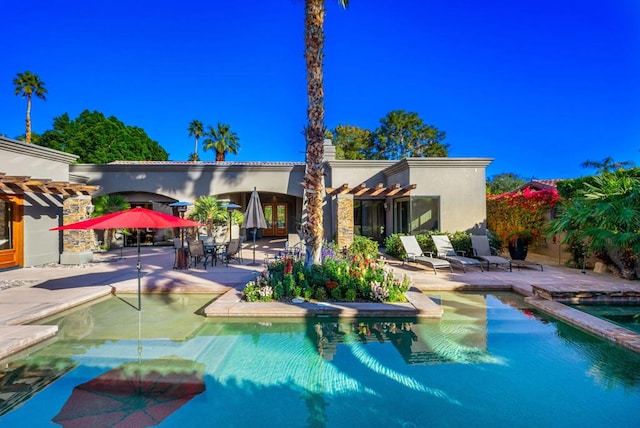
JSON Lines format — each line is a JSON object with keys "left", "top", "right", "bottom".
{"left": 2, "top": 0, "right": 639, "bottom": 179}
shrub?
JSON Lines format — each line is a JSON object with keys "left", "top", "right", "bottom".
{"left": 242, "top": 246, "right": 413, "bottom": 303}
{"left": 349, "top": 235, "right": 379, "bottom": 259}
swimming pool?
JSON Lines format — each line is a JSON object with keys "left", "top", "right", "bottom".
{"left": 570, "top": 303, "right": 640, "bottom": 334}
{"left": 1, "top": 292, "right": 639, "bottom": 427}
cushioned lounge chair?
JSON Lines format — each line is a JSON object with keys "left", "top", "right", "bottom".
{"left": 431, "top": 235, "right": 484, "bottom": 272}
{"left": 470, "top": 235, "right": 512, "bottom": 271}
{"left": 399, "top": 235, "right": 452, "bottom": 274}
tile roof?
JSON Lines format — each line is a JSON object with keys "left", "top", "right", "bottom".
{"left": 108, "top": 160, "right": 305, "bottom": 167}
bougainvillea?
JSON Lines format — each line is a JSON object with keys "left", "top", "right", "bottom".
{"left": 487, "top": 188, "right": 560, "bottom": 246}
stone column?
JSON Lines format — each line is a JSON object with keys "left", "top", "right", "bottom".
{"left": 59, "top": 195, "right": 95, "bottom": 265}
{"left": 335, "top": 194, "right": 354, "bottom": 250}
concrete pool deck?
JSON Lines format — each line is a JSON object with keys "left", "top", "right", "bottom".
{"left": 0, "top": 241, "right": 639, "bottom": 359}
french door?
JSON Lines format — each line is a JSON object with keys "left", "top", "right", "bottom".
{"left": 262, "top": 203, "right": 287, "bottom": 237}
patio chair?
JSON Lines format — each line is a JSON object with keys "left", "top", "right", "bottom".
{"left": 220, "top": 238, "right": 242, "bottom": 266}
{"left": 187, "top": 239, "right": 211, "bottom": 269}
{"left": 399, "top": 235, "right": 452, "bottom": 274}
{"left": 470, "top": 235, "right": 512, "bottom": 271}
{"left": 284, "top": 233, "right": 305, "bottom": 260}
{"left": 431, "top": 234, "right": 484, "bottom": 272}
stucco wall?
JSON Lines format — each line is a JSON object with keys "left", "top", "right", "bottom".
{"left": 71, "top": 163, "right": 306, "bottom": 201}
{"left": 392, "top": 158, "right": 491, "bottom": 233}
{"left": 0, "top": 137, "right": 77, "bottom": 266}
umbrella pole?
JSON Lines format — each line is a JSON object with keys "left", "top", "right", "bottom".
{"left": 248, "top": 227, "right": 260, "bottom": 266}
{"left": 137, "top": 229, "right": 141, "bottom": 312}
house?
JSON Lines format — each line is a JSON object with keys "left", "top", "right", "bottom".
{"left": 1, "top": 137, "right": 493, "bottom": 268}
{"left": 0, "top": 136, "right": 98, "bottom": 268}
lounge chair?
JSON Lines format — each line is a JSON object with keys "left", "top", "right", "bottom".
{"left": 399, "top": 235, "right": 452, "bottom": 274}
{"left": 470, "top": 235, "right": 512, "bottom": 271}
{"left": 431, "top": 235, "right": 484, "bottom": 272}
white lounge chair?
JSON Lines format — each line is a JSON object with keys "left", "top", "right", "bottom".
{"left": 399, "top": 235, "right": 452, "bottom": 274}
{"left": 431, "top": 235, "right": 484, "bottom": 272}
{"left": 470, "top": 235, "right": 512, "bottom": 271}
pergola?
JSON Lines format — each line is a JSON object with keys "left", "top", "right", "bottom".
{"left": 325, "top": 182, "right": 417, "bottom": 197}
{"left": 0, "top": 173, "right": 98, "bottom": 196}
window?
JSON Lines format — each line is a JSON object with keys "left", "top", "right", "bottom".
{"left": 394, "top": 196, "right": 440, "bottom": 234}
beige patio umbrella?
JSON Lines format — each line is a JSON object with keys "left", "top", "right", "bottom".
{"left": 241, "top": 187, "right": 268, "bottom": 265}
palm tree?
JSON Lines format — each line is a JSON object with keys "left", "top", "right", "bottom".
{"left": 187, "top": 120, "right": 204, "bottom": 161}
{"left": 301, "top": 0, "right": 349, "bottom": 266}
{"left": 581, "top": 157, "right": 635, "bottom": 174}
{"left": 202, "top": 122, "right": 240, "bottom": 161}
{"left": 13, "top": 71, "right": 48, "bottom": 143}
{"left": 547, "top": 172, "right": 640, "bottom": 279}
{"left": 92, "top": 194, "right": 131, "bottom": 249}
{"left": 189, "top": 195, "right": 226, "bottom": 236}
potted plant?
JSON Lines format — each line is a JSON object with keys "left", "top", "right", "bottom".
{"left": 506, "top": 229, "right": 534, "bottom": 260}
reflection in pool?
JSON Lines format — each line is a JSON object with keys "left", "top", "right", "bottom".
{"left": 1, "top": 292, "right": 639, "bottom": 427}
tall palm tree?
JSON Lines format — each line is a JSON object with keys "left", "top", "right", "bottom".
{"left": 301, "top": 0, "right": 349, "bottom": 266}
{"left": 202, "top": 122, "right": 240, "bottom": 161}
{"left": 13, "top": 71, "right": 48, "bottom": 143}
{"left": 187, "top": 120, "right": 204, "bottom": 161}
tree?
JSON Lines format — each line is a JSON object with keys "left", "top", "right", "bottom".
{"left": 37, "top": 110, "right": 168, "bottom": 163}
{"left": 547, "top": 171, "right": 640, "bottom": 279}
{"left": 332, "top": 125, "right": 373, "bottom": 160}
{"left": 187, "top": 120, "right": 204, "bottom": 161}
{"left": 486, "top": 172, "right": 528, "bottom": 195}
{"left": 91, "top": 194, "right": 131, "bottom": 249}
{"left": 301, "top": 0, "right": 349, "bottom": 266}
{"left": 372, "top": 110, "right": 448, "bottom": 159}
{"left": 188, "top": 195, "right": 226, "bottom": 236}
{"left": 13, "top": 71, "right": 47, "bottom": 143}
{"left": 202, "top": 122, "right": 240, "bottom": 161}
{"left": 581, "top": 157, "right": 635, "bottom": 174}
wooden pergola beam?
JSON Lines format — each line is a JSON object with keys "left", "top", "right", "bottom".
{"left": 0, "top": 172, "right": 99, "bottom": 196}
{"left": 325, "top": 182, "right": 416, "bottom": 197}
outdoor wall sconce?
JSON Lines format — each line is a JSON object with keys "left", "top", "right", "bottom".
{"left": 85, "top": 204, "right": 95, "bottom": 215}
{"left": 383, "top": 203, "right": 389, "bottom": 211}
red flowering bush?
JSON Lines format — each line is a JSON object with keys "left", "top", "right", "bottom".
{"left": 487, "top": 188, "right": 560, "bottom": 246}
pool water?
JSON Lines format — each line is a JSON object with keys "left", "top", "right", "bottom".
{"left": 571, "top": 303, "right": 640, "bottom": 334}
{"left": 1, "top": 292, "right": 639, "bottom": 428}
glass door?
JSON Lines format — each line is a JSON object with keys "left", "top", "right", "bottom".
{"left": 262, "top": 203, "right": 287, "bottom": 237}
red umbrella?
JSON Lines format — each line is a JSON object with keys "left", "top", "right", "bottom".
{"left": 52, "top": 358, "right": 205, "bottom": 428}
{"left": 51, "top": 207, "right": 203, "bottom": 310}
{"left": 51, "top": 207, "right": 202, "bottom": 231}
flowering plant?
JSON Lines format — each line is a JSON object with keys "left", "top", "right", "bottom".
{"left": 487, "top": 188, "right": 559, "bottom": 246}
{"left": 242, "top": 239, "right": 412, "bottom": 303}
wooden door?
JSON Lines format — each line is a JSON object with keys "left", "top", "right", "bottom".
{"left": 262, "top": 203, "right": 287, "bottom": 237}
{"left": 0, "top": 195, "right": 23, "bottom": 269}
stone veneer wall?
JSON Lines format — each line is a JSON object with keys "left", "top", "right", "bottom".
{"left": 59, "top": 196, "right": 94, "bottom": 264}
{"left": 335, "top": 194, "right": 354, "bottom": 250}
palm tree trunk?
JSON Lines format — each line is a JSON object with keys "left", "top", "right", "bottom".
{"left": 302, "top": 0, "right": 326, "bottom": 266}
{"left": 25, "top": 96, "right": 32, "bottom": 143}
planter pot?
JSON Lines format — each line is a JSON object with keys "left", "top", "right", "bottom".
{"left": 508, "top": 238, "right": 528, "bottom": 260}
